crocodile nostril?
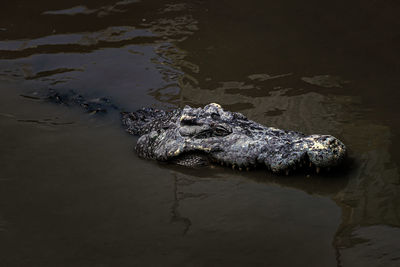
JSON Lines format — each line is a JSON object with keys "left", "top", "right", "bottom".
{"left": 327, "top": 139, "right": 336, "bottom": 145}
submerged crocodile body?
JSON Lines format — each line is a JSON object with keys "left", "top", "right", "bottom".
{"left": 47, "top": 90, "right": 347, "bottom": 174}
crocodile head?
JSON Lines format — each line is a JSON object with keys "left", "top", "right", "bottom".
{"left": 131, "top": 103, "right": 347, "bottom": 174}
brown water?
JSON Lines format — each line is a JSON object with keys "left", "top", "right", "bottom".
{"left": 1, "top": 1, "right": 400, "bottom": 266}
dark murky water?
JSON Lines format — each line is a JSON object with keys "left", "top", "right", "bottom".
{"left": 1, "top": 1, "right": 400, "bottom": 266}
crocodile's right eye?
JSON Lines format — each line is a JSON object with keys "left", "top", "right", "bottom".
{"left": 180, "top": 115, "right": 198, "bottom": 126}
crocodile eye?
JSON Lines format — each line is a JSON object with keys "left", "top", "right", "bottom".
{"left": 192, "top": 126, "right": 231, "bottom": 139}
{"left": 180, "top": 115, "right": 198, "bottom": 126}
{"left": 214, "top": 126, "right": 231, "bottom": 136}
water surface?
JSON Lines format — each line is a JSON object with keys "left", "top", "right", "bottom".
{"left": 1, "top": 1, "right": 400, "bottom": 266}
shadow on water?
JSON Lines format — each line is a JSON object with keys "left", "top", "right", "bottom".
{"left": 159, "top": 159, "right": 352, "bottom": 196}
{"left": 0, "top": 0, "right": 400, "bottom": 266}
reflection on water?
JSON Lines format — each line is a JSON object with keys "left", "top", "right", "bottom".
{"left": 0, "top": 0, "right": 399, "bottom": 266}
{"left": 0, "top": 26, "right": 155, "bottom": 52}
{"left": 42, "top": 0, "right": 140, "bottom": 17}
{"left": 301, "top": 75, "right": 349, "bottom": 88}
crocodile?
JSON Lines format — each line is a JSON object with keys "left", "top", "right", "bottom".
{"left": 46, "top": 89, "right": 347, "bottom": 174}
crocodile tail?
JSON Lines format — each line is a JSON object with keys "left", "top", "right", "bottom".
{"left": 45, "top": 88, "right": 174, "bottom": 137}
{"left": 46, "top": 89, "right": 118, "bottom": 114}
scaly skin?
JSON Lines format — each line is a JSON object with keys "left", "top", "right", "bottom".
{"left": 122, "top": 103, "right": 347, "bottom": 174}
